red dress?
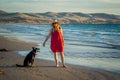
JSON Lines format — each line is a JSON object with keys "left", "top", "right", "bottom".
{"left": 50, "top": 29, "right": 64, "bottom": 53}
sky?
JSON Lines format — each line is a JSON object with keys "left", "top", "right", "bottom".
{"left": 0, "top": 0, "right": 120, "bottom": 15}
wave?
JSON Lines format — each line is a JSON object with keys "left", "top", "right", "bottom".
{"left": 0, "top": 28, "right": 12, "bottom": 33}
{"left": 65, "top": 51, "right": 120, "bottom": 58}
{"left": 96, "top": 31, "right": 120, "bottom": 35}
{"left": 67, "top": 42, "right": 120, "bottom": 50}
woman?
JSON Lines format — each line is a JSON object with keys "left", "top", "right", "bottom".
{"left": 43, "top": 20, "right": 66, "bottom": 67}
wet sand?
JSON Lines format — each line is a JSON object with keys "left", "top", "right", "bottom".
{"left": 0, "top": 36, "right": 120, "bottom": 80}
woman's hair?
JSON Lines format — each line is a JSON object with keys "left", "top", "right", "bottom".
{"left": 51, "top": 21, "right": 61, "bottom": 29}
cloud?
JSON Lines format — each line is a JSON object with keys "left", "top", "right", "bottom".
{"left": 0, "top": 0, "right": 120, "bottom": 15}
{"left": 100, "top": 0, "right": 120, "bottom": 3}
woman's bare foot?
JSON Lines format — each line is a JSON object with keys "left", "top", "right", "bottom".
{"left": 56, "top": 64, "right": 59, "bottom": 67}
{"left": 63, "top": 65, "right": 67, "bottom": 68}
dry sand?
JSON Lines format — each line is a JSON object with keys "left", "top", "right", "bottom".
{"left": 0, "top": 36, "right": 120, "bottom": 80}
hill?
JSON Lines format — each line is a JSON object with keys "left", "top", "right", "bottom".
{"left": 0, "top": 10, "right": 120, "bottom": 24}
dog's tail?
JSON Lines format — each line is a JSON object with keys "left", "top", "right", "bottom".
{"left": 16, "top": 64, "right": 24, "bottom": 67}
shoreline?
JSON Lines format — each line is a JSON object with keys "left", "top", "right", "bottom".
{"left": 0, "top": 36, "right": 120, "bottom": 80}
{"left": 0, "top": 36, "right": 38, "bottom": 51}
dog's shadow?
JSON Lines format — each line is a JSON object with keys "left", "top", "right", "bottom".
{"left": 0, "top": 65, "right": 16, "bottom": 69}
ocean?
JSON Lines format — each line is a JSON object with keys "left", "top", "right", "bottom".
{"left": 0, "top": 24, "right": 120, "bottom": 73}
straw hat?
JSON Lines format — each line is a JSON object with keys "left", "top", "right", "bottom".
{"left": 54, "top": 19, "right": 58, "bottom": 22}
{"left": 52, "top": 19, "right": 60, "bottom": 25}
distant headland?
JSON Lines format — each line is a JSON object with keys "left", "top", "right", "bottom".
{"left": 0, "top": 10, "right": 120, "bottom": 24}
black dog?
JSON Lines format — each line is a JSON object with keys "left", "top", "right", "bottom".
{"left": 16, "top": 47, "right": 40, "bottom": 67}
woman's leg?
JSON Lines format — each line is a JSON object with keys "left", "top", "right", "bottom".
{"left": 60, "top": 52, "right": 66, "bottom": 67}
{"left": 54, "top": 52, "right": 59, "bottom": 67}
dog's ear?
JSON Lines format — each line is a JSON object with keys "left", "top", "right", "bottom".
{"left": 36, "top": 48, "right": 40, "bottom": 50}
{"left": 32, "top": 47, "right": 35, "bottom": 50}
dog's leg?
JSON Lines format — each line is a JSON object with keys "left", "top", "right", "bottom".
{"left": 31, "top": 56, "right": 35, "bottom": 67}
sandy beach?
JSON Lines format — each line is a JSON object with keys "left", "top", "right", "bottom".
{"left": 0, "top": 36, "right": 120, "bottom": 80}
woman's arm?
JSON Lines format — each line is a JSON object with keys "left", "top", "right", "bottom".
{"left": 43, "top": 29, "right": 52, "bottom": 47}
{"left": 60, "top": 28, "right": 64, "bottom": 37}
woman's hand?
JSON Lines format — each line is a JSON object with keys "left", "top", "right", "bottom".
{"left": 43, "top": 28, "right": 52, "bottom": 47}
{"left": 43, "top": 42, "right": 46, "bottom": 47}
